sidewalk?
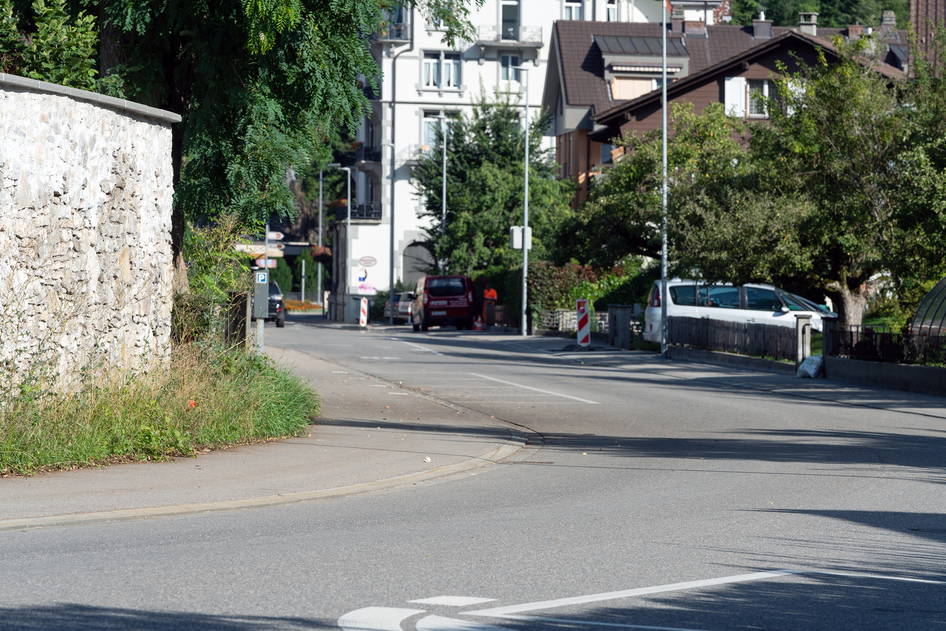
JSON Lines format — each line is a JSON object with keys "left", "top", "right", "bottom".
{"left": 0, "top": 346, "right": 527, "bottom": 531}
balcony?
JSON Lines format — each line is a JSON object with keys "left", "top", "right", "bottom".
{"left": 356, "top": 145, "right": 382, "bottom": 163}
{"left": 335, "top": 202, "right": 382, "bottom": 222}
{"left": 475, "top": 24, "right": 543, "bottom": 49}
{"left": 377, "top": 21, "right": 410, "bottom": 43}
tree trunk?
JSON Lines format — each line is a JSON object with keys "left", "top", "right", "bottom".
{"left": 828, "top": 281, "right": 870, "bottom": 329}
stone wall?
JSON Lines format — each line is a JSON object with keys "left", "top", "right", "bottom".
{"left": 0, "top": 74, "right": 181, "bottom": 388}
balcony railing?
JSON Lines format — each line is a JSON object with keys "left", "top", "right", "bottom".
{"left": 337, "top": 202, "right": 382, "bottom": 222}
{"left": 356, "top": 146, "right": 382, "bottom": 163}
{"left": 377, "top": 21, "right": 410, "bottom": 42}
{"left": 476, "top": 24, "right": 543, "bottom": 46}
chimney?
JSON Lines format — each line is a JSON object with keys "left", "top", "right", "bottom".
{"left": 798, "top": 12, "right": 818, "bottom": 36}
{"left": 880, "top": 9, "right": 897, "bottom": 32}
{"left": 753, "top": 11, "right": 772, "bottom": 39}
{"left": 848, "top": 24, "right": 865, "bottom": 40}
{"left": 685, "top": 20, "right": 707, "bottom": 38}
{"left": 671, "top": 6, "right": 685, "bottom": 33}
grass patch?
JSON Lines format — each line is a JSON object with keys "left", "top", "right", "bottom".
{"left": 0, "top": 344, "right": 319, "bottom": 475}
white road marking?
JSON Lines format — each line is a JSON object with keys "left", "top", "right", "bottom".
{"left": 415, "top": 615, "right": 508, "bottom": 630}
{"left": 410, "top": 597, "right": 496, "bottom": 607}
{"left": 332, "top": 371, "right": 349, "bottom": 374}
{"left": 401, "top": 341, "right": 444, "bottom": 355}
{"left": 468, "top": 373, "right": 600, "bottom": 405}
{"left": 466, "top": 571, "right": 795, "bottom": 617}
{"left": 388, "top": 392, "right": 409, "bottom": 396}
{"left": 489, "top": 616, "right": 707, "bottom": 631}
{"left": 337, "top": 606, "right": 425, "bottom": 630}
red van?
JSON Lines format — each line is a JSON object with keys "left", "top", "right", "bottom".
{"left": 411, "top": 276, "right": 475, "bottom": 331}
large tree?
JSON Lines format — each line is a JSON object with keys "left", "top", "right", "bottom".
{"left": 411, "top": 97, "right": 573, "bottom": 276}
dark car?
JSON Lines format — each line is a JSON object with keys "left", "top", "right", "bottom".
{"left": 411, "top": 275, "right": 474, "bottom": 331}
{"left": 266, "top": 281, "right": 286, "bottom": 327}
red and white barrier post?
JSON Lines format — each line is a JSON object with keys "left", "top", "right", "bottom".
{"left": 576, "top": 298, "right": 590, "bottom": 347}
{"left": 359, "top": 297, "right": 368, "bottom": 328}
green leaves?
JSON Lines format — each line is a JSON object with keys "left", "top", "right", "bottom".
{"left": 411, "top": 97, "right": 573, "bottom": 276}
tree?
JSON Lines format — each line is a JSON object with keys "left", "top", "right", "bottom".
{"left": 730, "top": 0, "right": 909, "bottom": 28}
{"left": 411, "top": 97, "right": 573, "bottom": 276}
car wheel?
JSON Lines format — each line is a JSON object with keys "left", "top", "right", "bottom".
{"left": 276, "top": 313, "right": 286, "bottom": 328}
{"left": 412, "top": 321, "right": 420, "bottom": 332}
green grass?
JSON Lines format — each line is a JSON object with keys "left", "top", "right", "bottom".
{"left": 0, "top": 344, "right": 319, "bottom": 475}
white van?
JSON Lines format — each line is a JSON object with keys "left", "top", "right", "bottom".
{"left": 643, "top": 279, "right": 836, "bottom": 343}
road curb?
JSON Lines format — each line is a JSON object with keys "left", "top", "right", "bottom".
{"left": 0, "top": 441, "right": 523, "bottom": 532}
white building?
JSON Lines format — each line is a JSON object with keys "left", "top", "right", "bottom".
{"left": 330, "top": 0, "right": 723, "bottom": 321}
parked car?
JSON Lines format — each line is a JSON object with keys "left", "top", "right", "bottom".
{"left": 383, "top": 292, "right": 413, "bottom": 323}
{"left": 255, "top": 281, "right": 285, "bottom": 328}
{"left": 411, "top": 276, "right": 475, "bottom": 331}
{"left": 643, "top": 279, "right": 836, "bottom": 342}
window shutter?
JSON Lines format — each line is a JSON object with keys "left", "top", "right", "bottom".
{"left": 724, "top": 76, "right": 746, "bottom": 117}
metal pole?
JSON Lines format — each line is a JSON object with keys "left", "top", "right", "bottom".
{"left": 258, "top": 220, "right": 269, "bottom": 352}
{"left": 301, "top": 258, "right": 305, "bottom": 303}
{"left": 440, "top": 113, "right": 448, "bottom": 273}
{"left": 521, "top": 67, "right": 530, "bottom": 337}
{"left": 343, "top": 166, "right": 352, "bottom": 322}
{"left": 317, "top": 169, "right": 323, "bottom": 306}
{"left": 660, "top": 0, "right": 669, "bottom": 356}
{"left": 385, "top": 142, "right": 396, "bottom": 325}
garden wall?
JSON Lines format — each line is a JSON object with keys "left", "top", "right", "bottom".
{"left": 0, "top": 74, "right": 181, "bottom": 388}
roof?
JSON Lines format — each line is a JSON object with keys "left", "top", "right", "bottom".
{"left": 594, "top": 29, "right": 906, "bottom": 125}
{"left": 549, "top": 20, "right": 908, "bottom": 120}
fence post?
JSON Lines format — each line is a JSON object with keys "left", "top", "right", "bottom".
{"left": 795, "top": 314, "right": 812, "bottom": 368}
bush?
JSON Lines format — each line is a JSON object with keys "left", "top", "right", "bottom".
{"left": 270, "top": 257, "right": 293, "bottom": 294}
{"left": 0, "top": 343, "right": 319, "bottom": 475}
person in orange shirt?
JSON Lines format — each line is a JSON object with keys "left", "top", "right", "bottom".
{"left": 483, "top": 283, "right": 498, "bottom": 326}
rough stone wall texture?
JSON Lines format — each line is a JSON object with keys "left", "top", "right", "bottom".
{"left": 0, "top": 79, "right": 177, "bottom": 389}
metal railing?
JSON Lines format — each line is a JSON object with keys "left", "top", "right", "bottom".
{"left": 823, "top": 323, "right": 946, "bottom": 365}
{"left": 352, "top": 203, "right": 382, "bottom": 221}
{"left": 378, "top": 22, "right": 410, "bottom": 42}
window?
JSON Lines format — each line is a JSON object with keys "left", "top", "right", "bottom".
{"left": 500, "top": 53, "right": 521, "bottom": 82}
{"left": 422, "top": 111, "right": 442, "bottom": 149}
{"left": 670, "top": 285, "right": 698, "bottom": 306}
{"left": 748, "top": 79, "right": 770, "bottom": 118}
{"left": 745, "top": 287, "right": 782, "bottom": 311}
{"left": 422, "top": 52, "right": 461, "bottom": 89}
{"left": 606, "top": 0, "right": 617, "bottom": 21}
{"left": 563, "top": 0, "right": 583, "bottom": 20}
{"left": 501, "top": 0, "right": 520, "bottom": 40}
{"left": 699, "top": 285, "right": 740, "bottom": 309}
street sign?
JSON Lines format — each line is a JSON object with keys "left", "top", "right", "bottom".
{"left": 255, "top": 271, "right": 269, "bottom": 284}
{"left": 509, "top": 226, "right": 532, "bottom": 250}
{"left": 255, "top": 258, "right": 277, "bottom": 269}
{"left": 358, "top": 256, "right": 377, "bottom": 267}
{"left": 266, "top": 231, "right": 284, "bottom": 241}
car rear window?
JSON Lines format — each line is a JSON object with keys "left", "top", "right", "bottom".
{"left": 669, "top": 285, "right": 697, "bottom": 306}
{"left": 427, "top": 278, "right": 466, "bottom": 297}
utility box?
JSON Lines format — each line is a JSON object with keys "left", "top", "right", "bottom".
{"left": 253, "top": 270, "right": 270, "bottom": 319}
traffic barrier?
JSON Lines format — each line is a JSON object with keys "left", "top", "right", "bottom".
{"left": 359, "top": 297, "right": 368, "bottom": 328}
{"left": 576, "top": 299, "right": 590, "bottom": 347}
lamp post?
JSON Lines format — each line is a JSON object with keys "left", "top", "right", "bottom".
{"left": 321, "top": 163, "right": 341, "bottom": 318}
{"left": 515, "top": 65, "right": 531, "bottom": 337}
{"left": 340, "top": 166, "right": 352, "bottom": 322}
{"left": 437, "top": 113, "right": 448, "bottom": 273}
{"left": 382, "top": 142, "right": 396, "bottom": 325}
{"left": 660, "top": 0, "right": 669, "bottom": 355}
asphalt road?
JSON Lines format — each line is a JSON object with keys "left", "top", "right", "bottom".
{"left": 1, "top": 320, "right": 944, "bottom": 630}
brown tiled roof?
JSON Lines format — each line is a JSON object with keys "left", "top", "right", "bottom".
{"left": 553, "top": 20, "right": 907, "bottom": 117}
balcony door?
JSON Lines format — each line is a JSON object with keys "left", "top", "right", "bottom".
{"left": 501, "top": 0, "right": 520, "bottom": 40}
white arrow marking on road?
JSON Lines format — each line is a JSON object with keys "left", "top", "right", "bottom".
{"left": 469, "top": 373, "right": 600, "bottom": 405}
{"left": 337, "top": 606, "right": 425, "bottom": 630}
{"left": 465, "top": 570, "right": 795, "bottom": 618}
{"left": 415, "top": 614, "right": 509, "bottom": 630}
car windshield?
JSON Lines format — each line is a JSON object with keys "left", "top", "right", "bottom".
{"left": 785, "top": 292, "right": 826, "bottom": 312}
{"left": 269, "top": 282, "right": 282, "bottom": 296}
{"left": 427, "top": 278, "right": 466, "bottom": 297}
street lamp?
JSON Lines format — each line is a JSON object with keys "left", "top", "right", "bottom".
{"left": 660, "top": 1, "right": 669, "bottom": 355}
{"left": 339, "top": 166, "right": 352, "bottom": 322}
{"left": 515, "top": 65, "right": 531, "bottom": 337}
{"left": 319, "top": 162, "right": 341, "bottom": 314}
{"left": 382, "top": 142, "right": 396, "bottom": 325}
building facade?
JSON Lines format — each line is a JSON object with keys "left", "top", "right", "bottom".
{"left": 329, "top": 0, "right": 725, "bottom": 321}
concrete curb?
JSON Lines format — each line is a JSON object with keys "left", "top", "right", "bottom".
{"left": 0, "top": 441, "right": 523, "bottom": 532}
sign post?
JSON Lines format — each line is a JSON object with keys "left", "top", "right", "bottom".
{"left": 576, "top": 298, "right": 590, "bottom": 348}
{"left": 254, "top": 270, "right": 269, "bottom": 351}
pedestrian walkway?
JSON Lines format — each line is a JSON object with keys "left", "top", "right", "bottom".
{"left": 0, "top": 347, "right": 526, "bottom": 530}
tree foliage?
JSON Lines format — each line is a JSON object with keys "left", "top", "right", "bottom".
{"left": 411, "top": 97, "right": 573, "bottom": 276}
{"left": 730, "top": 0, "right": 909, "bottom": 28}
